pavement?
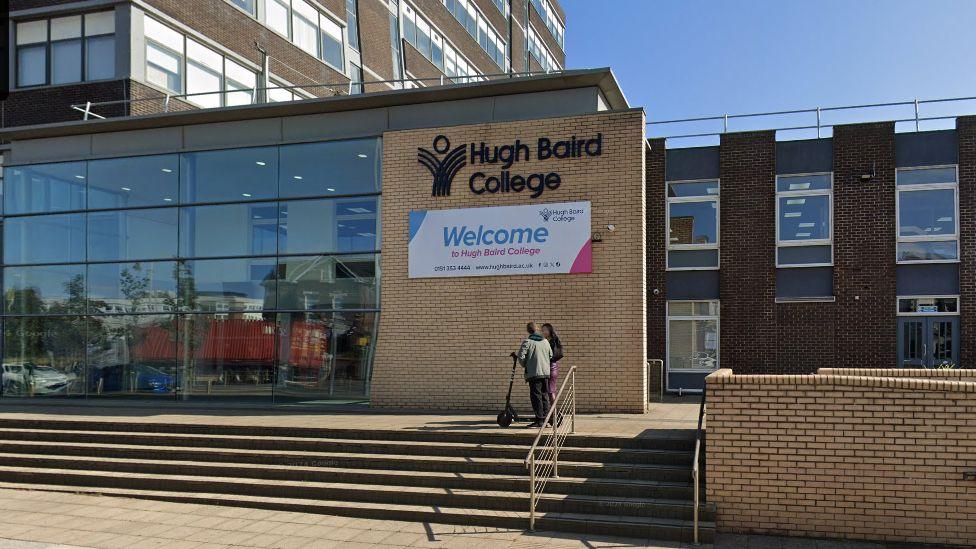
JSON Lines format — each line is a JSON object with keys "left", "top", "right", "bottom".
{"left": 0, "top": 489, "right": 910, "bottom": 549}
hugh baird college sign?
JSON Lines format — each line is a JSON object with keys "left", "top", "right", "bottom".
{"left": 418, "top": 133, "right": 604, "bottom": 198}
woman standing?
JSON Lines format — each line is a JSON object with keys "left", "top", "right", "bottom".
{"left": 541, "top": 323, "right": 563, "bottom": 408}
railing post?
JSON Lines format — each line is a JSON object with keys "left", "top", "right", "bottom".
{"left": 164, "top": 94, "right": 171, "bottom": 113}
{"left": 570, "top": 369, "right": 576, "bottom": 434}
{"left": 529, "top": 453, "right": 536, "bottom": 531}
{"left": 83, "top": 101, "right": 92, "bottom": 121}
{"left": 723, "top": 113, "right": 728, "bottom": 133}
{"left": 551, "top": 410, "right": 559, "bottom": 479}
{"left": 816, "top": 107, "right": 821, "bottom": 139}
{"left": 915, "top": 98, "right": 920, "bottom": 132}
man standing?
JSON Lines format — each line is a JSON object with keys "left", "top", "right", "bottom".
{"left": 515, "top": 322, "right": 553, "bottom": 428}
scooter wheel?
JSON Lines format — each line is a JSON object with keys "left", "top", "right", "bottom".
{"left": 496, "top": 411, "right": 513, "bottom": 427}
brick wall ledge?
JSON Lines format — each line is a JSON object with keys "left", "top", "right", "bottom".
{"left": 705, "top": 368, "right": 976, "bottom": 392}
{"left": 817, "top": 367, "right": 976, "bottom": 378}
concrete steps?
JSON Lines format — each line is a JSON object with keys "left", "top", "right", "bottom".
{"left": 0, "top": 419, "right": 714, "bottom": 543}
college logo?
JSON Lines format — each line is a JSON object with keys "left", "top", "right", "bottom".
{"left": 418, "top": 135, "right": 467, "bottom": 197}
{"left": 539, "top": 208, "right": 555, "bottom": 222}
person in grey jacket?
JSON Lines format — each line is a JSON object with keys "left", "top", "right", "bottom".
{"left": 514, "top": 322, "right": 553, "bottom": 427}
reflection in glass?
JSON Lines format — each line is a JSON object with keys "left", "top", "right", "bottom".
{"left": 668, "top": 202, "right": 717, "bottom": 245}
{"left": 88, "top": 155, "right": 179, "bottom": 209}
{"left": 279, "top": 198, "right": 378, "bottom": 254}
{"left": 275, "top": 311, "right": 376, "bottom": 401}
{"left": 667, "top": 318, "right": 718, "bottom": 371}
{"left": 4, "top": 265, "right": 86, "bottom": 315}
{"left": 180, "top": 147, "right": 278, "bottom": 203}
{"left": 779, "top": 195, "right": 830, "bottom": 241}
{"left": 178, "top": 314, "right": 275, "bottom": 399}
{"left": 279, "top": 139, "right": 381, "bottom": 198}
{"left": 181, "top": 258, "right": 277, "bottom": 314}
{"left": 88, "top": 315, "right": 177, "bottom": 396}
{"left": 87, "top": 261, "right": 178, "bottom": 314}
{"left": 898, "top": 189, "right": 956, "bottom": 237}
{"left": 4, "top": 213, "right": 87, "bottom": 265}
{"left": 5, "top": 162, "right": 87, "bottom": 214}
{"left": 180, "top": 202, "right": 280, "bottom": 258}
{"left": 897, "top": 241, "right": 957, "bottom": 262}
{"left": 667, "top": 180, "right": 719, "bottom": 198}
{"left": 898, "top": 297, "right": 958, "bottom": 314}
{"left": 3, "top": 316, "right": 87, "bottom": 397}
{"left": 276, "top": 255, "right": 377, "bottom": 310}
{"left": 897, "top": 167, "right": 956, "bottom": 186}
{"left": 776, "top": 174, "right": 831, "bottom": 193}
{"left": 88, "top": 208, "right": 179, "bottom": 261}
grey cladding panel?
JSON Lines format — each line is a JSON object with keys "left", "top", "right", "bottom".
{"left": 666, "top": 270, "right": 720, "bottom": 300}
{"left": 776, "top": 138, "right": 832, "bottom": 174}
{"left": 92, "top": 127, "right": 183, "bottom": 156}
{"left": 491, "top": 88, "right": 601, "bottom": 122}
{"left": 10, "top": 135, "right": 92, "bottom": 164}
{"left": 896, "top": 264, "right": 959, "bottom": 295}
{"left": 776, "top": 267, "right": 833, "bottom": 298}
{"left": 283, "top": 108, "right": 389, "bottom": 141}
{"left": 896, "top": 130, "right": 958, "bottom": 167}
{"left": 388, "top": 97, "right": 494, "bottom": 130}
{"left": 665, "top": 147, "right": 719, "bottom": 181}
{"left": 183, "top": 118, "right": 283, "bottom": 149}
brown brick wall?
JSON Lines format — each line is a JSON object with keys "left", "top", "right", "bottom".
{"left": 128, "top": 80, "right": 196, "bottom": 117}
{"left": 359, "top": 0, "right": 396, "bottom": 86}
{"left": 1, "top": 80, "right": 130, "bottom": 127}
{"left": 959, "top": 117, "right": 976, "bottom": 367}
{"left": 719, "top": 131, "right": 777, "bottom": 373}
{"left": 527, "top": 5, "right": 563, "bottom": 67}
{"left": 413, "top": 0, "right": 504, "bottom": 77}
{"left": 832, "top": 122, "right": 897, "bottom": 368}
{"left": 773, "top": 302, "right": 836, "bottom": 372}
{"left": 646, "top": 138, "right": 667, "bottom": 380}
{"left": 372, "top": 110, "right": 648, "bottom": 412}
{"left": 706, "top": 368, "right": 976, "bottom": 546}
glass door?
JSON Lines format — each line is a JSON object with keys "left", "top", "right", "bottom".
{"left": 898, "top": 316, "right": 959, "bottom": 368}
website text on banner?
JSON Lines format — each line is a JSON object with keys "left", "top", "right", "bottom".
{"left": 408, "top": 201, "right": 592, "bottom": 278}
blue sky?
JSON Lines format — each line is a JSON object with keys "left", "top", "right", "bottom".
{"left": 563, "top": 0, "right": 976, "bottom": 141}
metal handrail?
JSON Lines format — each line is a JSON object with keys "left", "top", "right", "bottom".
{"left": 69, "top": 69, "right": 565, "bottom": 120}
{"left": 649, "top": 94, "right": 976, "bottom": 140}
{"left": 525, "top": 365, "right": 576, "bottom": 531}
{"left": 692, "top": 390, "right": 706, "bottom": 545}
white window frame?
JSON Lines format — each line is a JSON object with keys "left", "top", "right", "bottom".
{"left": 666, "top": 300, "right": 721, "bottom": 380}
{"left": 665, "top": 178, "right": 720, "bottom": 271}
{"left": 775, "top": 172, "right": 833, "bottom": 268}
{"left": 896, "top": 295, "right": 960, "bottom": 316}
{"left": 895, "top": 165, "right": 960, "bottom": 265}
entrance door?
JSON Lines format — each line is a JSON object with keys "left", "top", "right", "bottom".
{"left": 898, "top": 316, "right": 959, "bottom": 368}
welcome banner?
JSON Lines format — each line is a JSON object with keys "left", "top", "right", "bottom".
{"left": 408, "top": 201, "right": 592, "bottom": 278}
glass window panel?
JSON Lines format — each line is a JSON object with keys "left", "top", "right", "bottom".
{"left": 87, "top": 261, "right": 178, "bottom": 314}
{"left": 186, "top": 39, "right": 222, "bottom": 71}
{"left": 88, "top": 154, "right": 179, "bottom": 209}
{"left": 280, "top": 197, "right": 378, "bottom": 255}
{"left": 898, "top": 297, "right": 958, "bottom": 314}
{"left": 17, "top": 45, "right": 47, "bottom": 87}
{"left": 3, "top": 317, "right": 87, "bottom": 397}
{"left": 266, "top": 0, "right": 291, "bottom": 37}
{"left": 85, "top": 35, "right": 115, "bottom": 80}
{"left": 897, "top": 241, "right": 958, "bottom": 262}
{"left": 279, "top": 139, "right": 381, "bottom": 198}
{"left": 186, "top": 60, "right": 222, "bottom": 108}
{"left": 321, "top": 21, "right": 344, "bottom": 68}
{"left": 146, "top": 42, "right": 182, "bottom": 92}
{"left": 776, "top": 174, "right": 831, "bottom": 192}
{"left": 88, "top": 208, "right": 179, "bottom": 262}
{"left": 180, "top": 202, "right": 280, "bottom": 258}
{"left": 668, "top": 201, "right": 717, "bottom": 245}
{"left": 346, "top": 0, "right": 360, "bottom": 51}
{"left": 4, "top": 213, "right": 86, "bottom": 265}
{"left": 84, "top": 11, "right": 115, "bottom": 36}
{"left": 50, "top": 16, "right": 82, "bottom": 40}
{"left": 276, "top": 255, "right": 377, "bottom": 310}
{"left": 416, "top": 18, "right": 431, "bottom": 57}
{"left": 292, "top": 6, "right": 319, "bottom": 56}
{"left": 143, "top": 16, "right": 183, "bottom": 52}
{"left": 898, "top": 188, "right": 956, "bottom": 237}
{"left": 180, "top": 147, "right": 277, "bottom": 203}
{"left": 16, "top": 20, "right": 47, "bottom": 45}
{"left": 229, "top": 0, "right": 256, "bottom": 14}
{"left": 87, "top": 314, "right": 177, "bottom": 396}
{"left": 431, "top": 34, "right": 443, "bottom": 68}
{"left": 275, "top": 310, "right": 376, "bottom": 400}
{"left": 402, "top": 8, "right": 416, "bottom": 45}
{"left": 4, "top": 265, "right": 86, "bottom": 314}
{"left": 779, "top": 195, "right": 829, "bottom": 241}
{"left": 178, "top": 314, "right": 275, "bottom": 397}
{"left": 180, "top": 258, "right": 276, "bottom": 313}
{"left": 777, "top": 245, "right": 832, "bottom": 266}
{"left": 897, "top": 167, "right": 956, "bottom": 186}
{"left": 667, "top": 249, "right": 718, "bottom": 269}
{"left": 268, "top": 81, "right": 294, "bottom": 103}
{"left": 6, "top": 162, "right": 86, "bottom": 215}
{"left": 667, "top": 181, "right": 719, "bottom": 197}
{"left": 224, "top": 59, "right": 255, "bottom": 106}
{"left": 667, "top": 318, "right": 718, "bottom": 370}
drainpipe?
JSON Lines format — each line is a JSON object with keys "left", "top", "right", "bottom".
{"left": 255, "top": 42, "right": 270, "bottom": 104}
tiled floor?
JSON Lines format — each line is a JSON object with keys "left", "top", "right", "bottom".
{"left": 0, "top": 489, "right": 908, "bottom": 549}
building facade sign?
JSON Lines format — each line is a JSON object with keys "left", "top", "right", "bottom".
{"left": 408, "top": 201, "right": 592, "bottom": 277}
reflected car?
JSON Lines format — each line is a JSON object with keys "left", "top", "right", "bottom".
{"left": 2, "top": 363, "right": 70, "bottom": 395}
{"left": 89, "top": 363, "right": 175, "bottom": 393}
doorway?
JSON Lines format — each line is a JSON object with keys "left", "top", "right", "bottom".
{"left": 898, "top": 316, "right": 958, "bottom": 368}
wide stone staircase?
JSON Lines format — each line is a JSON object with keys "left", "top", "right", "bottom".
{"left": 0, "top": 418, "right": 714, "bottom": 543}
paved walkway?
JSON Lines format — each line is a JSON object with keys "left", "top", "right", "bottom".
{"left": 0, "top": 489, "right": 907, "bottom": 549}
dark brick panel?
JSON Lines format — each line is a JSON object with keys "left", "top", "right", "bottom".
{"left": 646, "top": 138, "right": 667, "bottom": 396}
{"left": 359, "top": 0, "right": 396, "bottom": 85}
{"left": 1, "top": 80, "right": 130, "bottom": 127}
{"left": 958, "top": 116, "right": 976, "bottom": 366}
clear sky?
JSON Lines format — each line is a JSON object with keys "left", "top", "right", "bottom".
{"left": 563, "top": 0, "right": 976, "bottom": 141}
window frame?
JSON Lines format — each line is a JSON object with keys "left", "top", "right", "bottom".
{"left": 895, "top": 165, "right": 960, "bottom": 265}
{"left": 775, "top": 171, "right": 833, "bottom": 268}
{"left": 666, "top": 300, "right": 720, "bottom": 375}
{"left": 15, "top": 12, "right": 117, "bottom": 89}
{"left": 896, "top": 295, "right": 960, "bottom": 317}
{"left": 665, "top": 178, "right": 720, "bottom": 271}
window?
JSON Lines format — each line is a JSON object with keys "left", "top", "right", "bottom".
{"left": 292, "top": 0, "right": 320, "bottom": 56}
{"left": 186, "top": 39, "right": 223, "bottom": 108}
{"left": 390, "top": 13, "right": 403, "bottom": 83}
{"left": 15, "top": 11, "right": 115, "bottom": 88}
{"left": 666, "top": 179, "right": 719, "bottom": 269}
{"left": 229, "top": 0, "right": 257, "bottom": 15}
{"left": 267, "top": 0, "right": 291, "bottom": 37}
{"left": 896, "top": 166, "right": 958, "bottom": 263}
{"left": 181, "top": 146, "right": 278, "bottom": 204}
{"left": 4, "top": 264, "right": 86, "bottom": 314}
{"left": 224, "top": 59, "right": 257, "bottom": 106}
{"left": 277, "top": 255, "right": 377, "bottom": 310}
{"left": 279, "top": 139, "right": 381, "bottom": 198}
{"left": 528, "top": 26, "right": 560, "bottom": 72}
{"left": 181, "top": 258, "right": 277, "bottom": 312}
{"left": 897, "top": 296, "right": 959, "bottom": 316}
{"left": 320, "top": 16, "right": 344, "bottom": 69}
{"left": 279, "top": 197, "right": 378, "bottom": 255}
{"left": 4, "top": 213, "right": 87, "bottom": 265}
{"left": 776, "top": 173, "right": 832, "bottom": 267}
{"left": 667, "top": 301, "right": 719, "bottom": 371}
{"left": 349, "top": 63, "right": 364, "bottom": 94}
{"left": 88, "top": 155, "right": 179, "bottom": 209}
{"left": 88, "top": 209, "right": 179, "bottom": 262}
{"left": 346, "top": 0, "right": 361, "bottom": 51}
{"left": 180, "top": 202, "right": 280, "bottom": 258}
{"left": 402, "top": 3, "right": 483, "bottom": 83}
{"left": 529, "top": 0, "right": 565, "bottom": 49}
{"left": 440, "top": 0, "right": 507, "bottom": 69}
{"left": 145, "top": 17, "right": 184, "bottom": 93}
{"left": 5, "top": 162, "right": 87, "bottom": 215}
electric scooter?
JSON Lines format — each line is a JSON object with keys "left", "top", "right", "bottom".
{"left": 496, "top": 354, "right": 521, "bottom": 427}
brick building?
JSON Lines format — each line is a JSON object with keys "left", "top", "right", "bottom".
{"left": 5, "top": 0, "right": 566, "bottom": 126}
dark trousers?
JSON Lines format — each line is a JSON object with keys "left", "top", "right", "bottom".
{"left": 528, "top": 377, "right": 551, "bottom": 421}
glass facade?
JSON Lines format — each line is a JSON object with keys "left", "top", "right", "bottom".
{"left": 0, "top": 137, "right": 382, "bottom": 403}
